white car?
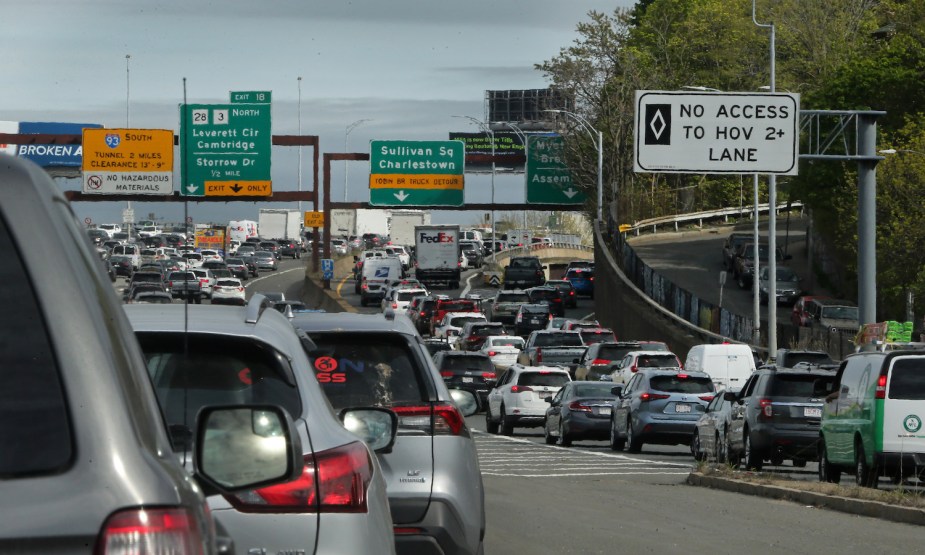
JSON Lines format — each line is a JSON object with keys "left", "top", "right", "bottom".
{"left": 434, "top": 311, "right": 487, "bottom": 341}
{"left": 182, "top": 251, "right": 204, "bottom": 268}
{"left": 385, "top": 245, "right": 412, "bottom": 269}
{"left": 211, "top": 277, "right": 246, "bottom": 305}
{"left": 458, "top": 253, "right": 469, "bottom": 270}
{"left": 332, "top": 238, "right": 349, "bottom": 255}
{"left": 611, "top": 350, "right": 683, "bottom": 385}
{"left": 485, "top": 364, "right": 572, "bottom": 435}
{"left": 479, "top": 335, "right": 526, "bottom": 370}
{"left": 199, "top": 249, "right": 223, "bottom": 263}
{"left": 191, "top": 268, "right": 215, "bottom": 298}
{"left": 381, "top": 287, "right": 428, "bottom": 313}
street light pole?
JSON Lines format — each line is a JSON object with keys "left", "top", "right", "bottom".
{"left": 503, "top": 123, "right": 530, "bottom": 249}
{"left": 452, "top": 115, "right": 497, "bottom": 262}
{"left": 544, "top": 109, "right": 604, "bottom": 223}
{"left": 344, "top": 118, "right": 372, "bottom": 204}
{"left": 297, "top": 77, "right": 303, "bottom": 217}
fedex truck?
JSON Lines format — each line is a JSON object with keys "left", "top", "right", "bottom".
{"left": 414, "top": 224, "right": 461, "bottom": 289}
{"left": 228, "top": 220, "right": 258, "bottom": 244}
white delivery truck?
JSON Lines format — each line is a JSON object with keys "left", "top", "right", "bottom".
{"left": 354, "top": 209, "right": 391, "bottom": 238}
{"left": 390, "top": 210, "right": 431, "bottom": 247}
{"left": 257, "top": 209, "right": 302, "bottom": 243}
{"left": 228, "top": 220, "right": 259, "bottom": 244}
{"left": 415, "top": 224, "right": 461, "bottom": 289}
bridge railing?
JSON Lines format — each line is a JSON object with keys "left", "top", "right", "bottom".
{"left": 625, "top": 202, "right": 804, "bottom": 235}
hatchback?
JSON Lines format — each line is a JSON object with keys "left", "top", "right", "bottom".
{"left": 486, "top": 364, "right": 572, "bottom": 435}
{"left": 211, "top": 277, "right": 246, "bottom": 306}
{"left": 253, "top": 250, "right": 279, "bottom": 270}
{"left": 514, "top": 303, "right": 552, "bottom": 336}
{"left": 479, "top": 335, "right": 525, "bottom": 370}
{"left": 544, "top": 381, "right": 623, "bottom": 446}
{"left": 612, "top": 350, "right": 683, "bottom": 384}
{"left": 289, "top": 311, "right": 485, "bottom": 555}
{"left": 127, "top": 297, "right": 397, "bottom": 555}
{"left": 610, "top": 368, "right": 715, "bottom": 452}
{"left": 456, "top": 321, "right": 507, "bottom": 352}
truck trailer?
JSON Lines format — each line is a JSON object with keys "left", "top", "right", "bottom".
{"left": 414, "top": 224, "right": 461, "bottom": 289}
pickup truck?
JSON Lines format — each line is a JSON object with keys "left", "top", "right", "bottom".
{"left": 517, "top": 330, "right": 587, "bottom": 375}
{"left": 488, "top": 290, "right": 530, "bottom": 324}
{"left": 166, "top": 271, "right": 203, "bottom": 303}
{"left": 503, "top": 256, "right": 546, "bottom": 290}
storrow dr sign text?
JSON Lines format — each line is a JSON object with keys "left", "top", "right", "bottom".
{"left": 634, "top": 91, "right": 799, "bottom": 175}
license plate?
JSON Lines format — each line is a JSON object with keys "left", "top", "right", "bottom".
{"left": 462, "top": 377, "right": 473, "bottom": 383}
{"left": 595, "top": 407, "right": 612, "bottom": 416}
{"left": 675, "top": 403, "right": 691, "bottom": 413}
{"left": 804, "top": 407, "right": 822, "bottom": 418}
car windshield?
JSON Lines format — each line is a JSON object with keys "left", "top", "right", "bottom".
{"left": 821, "top": 306, "right": 858, "bottom": 320}
{"left": 519, "top": 372, "right": 569, "bottom": 387}
{"left": 649, "top": 375, "right": 714, "bottom": 393}
{"left": 533, "top": 333, "right": 583, "bottom": 347}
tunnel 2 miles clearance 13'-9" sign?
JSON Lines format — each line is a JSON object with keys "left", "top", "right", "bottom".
{"left": 369, "top": 140, "right": 465, "bottom": 207}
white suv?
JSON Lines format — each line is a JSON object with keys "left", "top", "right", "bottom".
{"left": 486, "top": 364, "right": 571, "bottom": 435}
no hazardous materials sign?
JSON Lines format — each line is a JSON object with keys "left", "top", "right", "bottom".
{"left": 81, "top": 128, "right": 174, "bottom": 195}
{"left": 634, "top": 91, "right": 799, "bottom": 175}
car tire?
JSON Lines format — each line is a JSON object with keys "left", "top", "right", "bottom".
{"left": 691, "top": 431, "right": 705, "bottom": 461}
{"left": 544, "top": 420, "right": 556, "bottom": 444}
{"left": 558, "top": 421, "right": 572, "bottom": 447}
{"left": 855, "top": 441, "right": 878, "bottom": 488}
{"left": 499, "top": 406, "right": 513, "bottom": 436}
{"left": 770, "top": 454, "right": 784, "bottom": 466}
{"left": 792, "top": 458, "right": 807, "bottom": 468}
{"left": 609, "top": 417, "right": 625, "bottom": 451}
{"left": 626, "top": 417, "right": 642, "bottom": 453}
{"left": 485, "top": 406, "right": 499, "bottom": 434}
{"left": 818, "top": 440, "right": 841, "bottom": 484}
{"left": 743, "top": 431, "right": 763, "bottom": 470}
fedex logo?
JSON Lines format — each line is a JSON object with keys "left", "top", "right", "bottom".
{"left": 419, "top": 232, "right": 455, "bottom": 244}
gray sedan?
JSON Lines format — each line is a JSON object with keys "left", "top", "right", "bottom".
{"left": 544, "top": 382, "right": 623, "bottom": 446}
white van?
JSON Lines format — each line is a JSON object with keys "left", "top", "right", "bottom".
{"left": 360, "top": 257, "right": 403, "bottom": 307}
{"left": 684, "top": 343, "right": 756, "bottom": 392}
{"left": 111, "top": 243, "right": 141, "bottom": 270}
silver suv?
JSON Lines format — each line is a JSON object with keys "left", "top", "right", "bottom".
{"left": 0, "top": 155, "right": 300, "bottom": 553}
{"left": 290, "top": 310, "right": 485, "bottom": 555}
{"left": 126, "top": 296, "right": 397, "bottom": 555}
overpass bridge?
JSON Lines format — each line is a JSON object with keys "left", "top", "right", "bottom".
{"left": 483, "top": 242, "right": 594, "bottom": 284}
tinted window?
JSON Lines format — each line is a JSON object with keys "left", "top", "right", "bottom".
{"left": 636, "top": 354, "right": 680, "bottom": 368}
{"left": 397, "top": 291, "right": 419, "bottom": 302}
{"left": 0, "top": 216, "right": 72, "bottom": 476}
{"left": 489, "top": 337, "right": 524, "bottom": 348}
{"left": 519, "top": 372, "right": 570, "bottom": 387}
{"left": 137, "top": 333, "right": 301, "bottom": 452}
{"left": 523, "top": 305, "right": 549, "bottom": 315}
{"left": 770, "top": 374, "right": 835, "bottom": 397}
{"left": 889, "top": 359, "right": 925, "bottom": 400}
{"left": 307, "top": 332, "right": 427, "bottom": 409}
{"left": 649, "top": 376, "right": 714, "bottom": 393}
{"left": 580, "top": 330, "right": 616, "bottom": 344}
{"left": 439, "top": 301, "right": 476, "bottom": 312}
{"left": 786, "top": 352, "right": 834, "bottom": 366}
{"left": 571, "top": 384, "right": 619, "bottom": 398}
{"left": 497, "top": 292, "right": 530, "bottom": 303}
{"left": 534, "top": 334, "right": 583, "bottom": 347}
{"left": 440, "top": 356, "right": 494, "bottom": 372}
{"left": 449, "top": 316, "right": 485, "bottom": 327}
{"left": 821, "top": 306, "right": 859, "bottom": 320}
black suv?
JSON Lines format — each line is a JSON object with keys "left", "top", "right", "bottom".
{"left": 457, "top": 321, "right": 507, "bottom": 352}
{"left": 722, "top": 232, "right": 752, "bottom": 271}
{"left": 433, "top": 350, "right": 497, "bottom": 406}
{"left": 726, "top": 365, "right": 838, "bottom": 470}
{"left": 277, "top": 238, "right": 301, "bottom": 259}
{"left": 526, "top": 285, "right": 565, "bottom": 317}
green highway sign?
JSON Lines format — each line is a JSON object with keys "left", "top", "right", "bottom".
{"left": 525, "top": 135, "right": 586, "bottom": 205}
{"left": 230, "top": 90, "right": 272, "bottom": 104}
{"left": 180, "top": 103, "right": 272, "bottom": 197}
{"left": 369, "top": 140, "right": 465, "bottom": 206}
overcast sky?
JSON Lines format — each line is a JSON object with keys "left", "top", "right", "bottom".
{"left": 1, "top": 0, "right": 633, "bottom": 227}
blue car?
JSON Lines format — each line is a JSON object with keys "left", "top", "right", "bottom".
{"left": 565, "top": 267, "right": 594, "bottom": 298}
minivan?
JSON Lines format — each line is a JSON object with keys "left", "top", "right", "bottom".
{"left": 111, "top": 242, "right": 141, "bottom": 270}
{"left": 684, "top": 343, "right": 757, "bottom": 392}
{"left": 818, "top": 348, "right": 925, "bottom": 487}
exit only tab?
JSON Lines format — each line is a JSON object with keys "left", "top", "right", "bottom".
{"left": 204, "top": 181, "right": 272, "bottom": 196}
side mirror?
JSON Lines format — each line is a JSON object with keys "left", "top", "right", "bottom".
{"left": 723, "top": 391, "right": 737, "bottom": 402}
{"left": 448, "top": 388, "right": 480, "bottom": 417}
{"left": 353, "top": 255, "right": 359, "bottom": 262}
{"left": 611, "top": 386, "right": 624, "bottom": 397}
{"left": 545, "top": 397, "right": 554, "bottom": 404}
{"left": 195, "top": 405, "right": 303, "bottom": 494}
{"left": 339, "top": 407, "right": 398, "bottom": 453}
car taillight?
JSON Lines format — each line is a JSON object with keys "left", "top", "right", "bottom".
{"left": 536, "top": 348, "right": 542, "bottom": 362}
{"left": 391, "top": 404, "right": 465, "bottom": 436}
{"left": 440, "top": 370, "right": 453, "bottom": 378}
{"left": 482, "top": 371, "right": 496, "bottom": 380}
{"left": 420, "top": 311, "right": 426, "bottom": 317}
{"left": 699, "top": 395, "right": 715, "bottom": 402}
{"left": 875, "top": 374, "right": 887, "bottom": 399}
{"left": 227, "top": 442, "right": 371, "bottom": 513}
{"left": 487, "top": 351, "right": 498, "bottom": 356}
{"left": 569, "top": 291, "right": 575, "bottom": 296}
{"left": 97, "top": 507, "right": 204, "bottom": 555}
{"left": 392, "top": 303, "right": 398, "bottom": 309}
{"left": 630, "top": 364, "right": 638, "bottom": 373}
{"left": 237, "top": 287, "right": 244, "bottom": 292}
{"left": 591, "top": 358, "right": 610, "bottom": 366}
{"left": 639, "top": 392, "right": 670, "bottom": 402}
{"left": 510, "top": 385, "right": 534, "bottom": 393}
{"left": 568, "top": 401, "right": 592, "bottom": 413}
{"left": 759, "top": 398, "right": 773, "bottom": 419}
{"left": 168, "top": 281, "right": 173, "bottom": 287}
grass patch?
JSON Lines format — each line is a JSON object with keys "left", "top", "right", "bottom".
{"left": 695, "top": 463, "right": 925, "bottom": 509}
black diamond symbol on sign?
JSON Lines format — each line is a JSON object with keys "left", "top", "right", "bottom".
{"left": 644, "top": 104, "right": 671, "bottom": 145}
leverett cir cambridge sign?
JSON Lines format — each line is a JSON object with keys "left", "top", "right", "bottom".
{"left": 634, "top": 91, "right": 800, "bottom": 175}
{"left": 369, "top": 140, "right": 465, "bottom": 207}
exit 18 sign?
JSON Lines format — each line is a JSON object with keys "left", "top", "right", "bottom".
{"left": 634, "top": 91, "right": 799, "bottom": 175}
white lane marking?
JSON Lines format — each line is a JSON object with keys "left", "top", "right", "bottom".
{"left": 244, "top": 266, "right": 305, "bottom": 288}
{"left": 481, "top": 471, "right": 690, "bottom": 477}
{"left": 461, "top": 271, "right": 479, "bottom": 297}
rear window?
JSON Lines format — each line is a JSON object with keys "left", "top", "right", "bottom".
{"left": 497, "top": 293, "right": 529, "bottom": 303}
{"left": 519, "top": 372, "right": 570, "bottom": 387}
{"left": 397, "top": 291, "right": 419, "bottom": 302}
{"left": 534, "top": 333, "right": 583, "bottom": 347}
{"left": 472, "top": 324, "right": 505, "bottom": 336}
{"left": 580, "top": 330, "right": 616, "bottom": 344}
{"left": 523, "top": 305, "right": 549, "bottom": 315}
{"left": 449, "top": 316, "right": 485, "bottom": 327}
{"left": 439, "top": 300, "right": 476, "bottom": 312}
{"left": 572, "top": 383, "right": 619, "bottom": 398}
{"left": 440, "top": 355, "right": 494, "bottom": 373}
{"left": 598, "top": 346, "right": 639, "bottom": 360}
{"left": 136, "top": 333, "right": 302, "bottom": 452}
{"left": 637, "top": 354, "right": 680, "bottom": 368}
{"left": 490, "top": 337, "right": 525, "bottom": 348}
{"left": 770, "top": 374, "right": 836, "bottom": 397}
{"left": 889, "top": 359, "right": 925, "bottom": 400}
{"left": 168, "top": 272, "right": 196, "bottom": 281}
{"left": 305, "top": 332, "right": 428, "bottom": 410}
{"left": 649, "top": 375, "right": 714, "bottom": 393}
{"left": 566, "top": 269, "right": 592, "bottom": 279}
{"left": 785, "top": 352, "right": 833, "bottom": 366}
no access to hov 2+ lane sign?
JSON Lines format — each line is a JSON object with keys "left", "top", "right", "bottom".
{"left": 634, "top": 91, "right": 800, "bottom": 175}
{"left": 81, "top": 128, "right": 174, "bottom": 195}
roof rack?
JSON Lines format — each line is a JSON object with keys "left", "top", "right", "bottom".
{"left": 245, "top": 294, "right": 272, "bottom": 324}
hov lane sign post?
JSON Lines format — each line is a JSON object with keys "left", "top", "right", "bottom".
{"left": 634, "top": 91, "right": 799, "bottom": 175}
{"left": 321, "top": 258, "right": 334, "bottom": 281}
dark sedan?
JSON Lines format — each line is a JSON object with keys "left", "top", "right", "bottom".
{"left": 110, "top": 255, "right": 134, "bottom": 277}
{"left": 544, "top": 382, "right": 622, "bottom": 446}
{"left": 432, "top": 350, "right": 496, "bottom": 407}
{"left": 546, "top": 279, "right": 578, "bottom": 308}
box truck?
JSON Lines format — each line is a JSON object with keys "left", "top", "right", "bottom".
{"left": 415, "top": 224, "right": 461, "bottom": 288}
{"left": 258, "top": 209, "right": 302, "bottom": 243}
{"left": 390, "top": 210, "right": 430, "bottom": 247}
